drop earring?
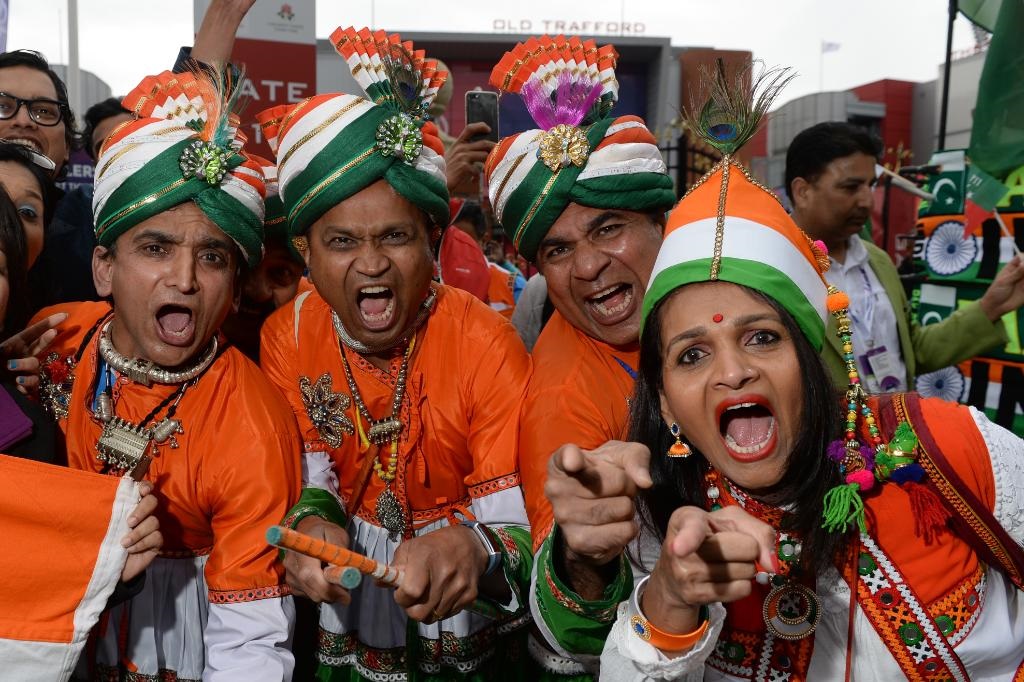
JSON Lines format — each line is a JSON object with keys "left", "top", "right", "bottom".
{"left": 667, "top": 422, "right": 692, "bottom": 458}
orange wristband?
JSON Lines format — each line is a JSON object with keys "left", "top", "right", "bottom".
{"left": 629, "top": 576, "right": 710, "bottom": 652}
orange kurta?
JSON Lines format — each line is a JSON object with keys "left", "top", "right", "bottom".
{"left": 519, "top": 311, "right": 638, "bottom": 549}
{"left": 261, "top": 284, "right": 532, "bottom": 527}
{"left": 34, "top": 301, "right": 301, "bottom": 599}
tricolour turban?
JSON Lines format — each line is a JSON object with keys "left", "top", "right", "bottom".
{"left": 248, "top": 154, "right": 286, "bottom": 241}
{"left": 257, "top": 28, "right": 450, "bottom": 239}
{"left": 93, "top": 70, "right": 266, "bottom": 267}
{"left": 484, "top": 35, "right": 676, "bottom": 262}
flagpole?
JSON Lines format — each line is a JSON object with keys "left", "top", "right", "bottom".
{"left": 938, "top": 0, "right": 958, "bottom": 149}
{"left": 995, "top": 211, "right": 1022, "bottom": 256}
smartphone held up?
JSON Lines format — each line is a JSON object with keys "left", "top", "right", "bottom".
{"left": 465, "top": 90, "right": 500, "bottom": 142}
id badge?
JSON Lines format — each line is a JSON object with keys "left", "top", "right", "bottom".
{"left": 861, "top": 346, "right": 901, "bottom": 392}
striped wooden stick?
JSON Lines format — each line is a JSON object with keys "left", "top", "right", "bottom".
{"left": 266, "top": 525, "right": 403, "bottom": 586}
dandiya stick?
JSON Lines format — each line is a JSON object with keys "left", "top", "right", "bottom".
{"left": 266, "top": 525, "right": 403, "bottom": 587}
{"left": 324, "top": 564, "right": 364, "bottom": 589}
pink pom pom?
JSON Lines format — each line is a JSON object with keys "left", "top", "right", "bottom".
{"left": 813, "top": 240, "right": 829, "bottom": 256}
{"left": 846, "top": 468, "right": 875, "bottom": 492}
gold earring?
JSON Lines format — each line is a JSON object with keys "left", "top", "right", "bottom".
{"left": 668, "top": 423, "right": 692, "bottom": 458}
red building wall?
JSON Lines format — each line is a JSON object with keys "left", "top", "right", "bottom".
{"left": 851, "top": 80, "right": 916, "bottom": 167}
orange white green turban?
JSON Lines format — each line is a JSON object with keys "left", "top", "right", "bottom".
{"left": 92, "top": 70, "right": 266, "bottom": 267}
{"left": 248, "top": 154, "right": 286, "bottom": 241}
{"left": 484, "top": 35, "right": 675, "bottom": 262}
{"left": 257, "top": 28, "right": 449, "bottom": 238}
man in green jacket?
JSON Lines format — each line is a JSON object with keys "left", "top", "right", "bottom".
{"left": 786, "top": 122, "right": 1024, "bottom": 392}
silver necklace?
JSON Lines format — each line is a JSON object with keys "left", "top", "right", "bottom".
{"left": 98, "top": 320, "right": 218, "bottom": 387}
{"left": 93, "top": 319, "right": 215, "bottom": 476}
{"left": 339, "top": 339, "right": 413, "bottom": 447}
{"left": 332, "top": 286, "right": 437, "bottom": 355}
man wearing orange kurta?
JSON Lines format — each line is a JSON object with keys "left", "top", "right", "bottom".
{"left": 34, "top": 70, "right": 301, "bottom": 680}
{"left": 484, "top": 38, "right": 676, "bottom": 548}
{"left": 257, "top": 29, "right": 534, "bottom": 681}
{"left": 483, "top": 36, "right": 677, "bottom": 676}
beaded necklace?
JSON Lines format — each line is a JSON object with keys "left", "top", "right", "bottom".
{"left": 338, "top": 336, "right": 416, "bottom": 539}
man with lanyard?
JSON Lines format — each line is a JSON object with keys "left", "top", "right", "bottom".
{"left": 483, "top": 35, "right": 676, "bottom": 675}
{"left": 257, "top": 29, "right": 534, "bottom": 680}
{"left": 787, "top": 121, "right": 1024, "bottom": 392}
{"left": 32, "top": 69, "right": 301, "bottom": 679}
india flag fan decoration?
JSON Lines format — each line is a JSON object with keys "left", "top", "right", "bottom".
{"left": 257, "top": 27, "right": 450, "bottom": 242}
{"left": 484, "top": 34, "right": 675, "bottom": 262}
{"left": 0, "top": 455, "right": 136, "bottom": 680}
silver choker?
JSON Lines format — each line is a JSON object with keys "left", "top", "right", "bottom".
{"left": 98, "top": 320, "right": 218, "bottom": 386}
{"left": 332, "top": 286, "right": 437, "bottom": 355}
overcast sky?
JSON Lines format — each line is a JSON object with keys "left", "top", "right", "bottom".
{"left": 7, "top": 0, "right": 983, "bottom": 105}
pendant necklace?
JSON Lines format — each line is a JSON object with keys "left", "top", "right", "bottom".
{"left": 339, "top": 336, "right": 416, "bottom": 539}
{"left": 706, "top": 470, "right": 822, "bottom": 640}
{"left": 93, "top": 321, "right": 217, "bottom": 476}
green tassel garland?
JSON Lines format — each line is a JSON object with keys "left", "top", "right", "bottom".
{"left": 822, "top": 482, "right": 866, "bottom": 534}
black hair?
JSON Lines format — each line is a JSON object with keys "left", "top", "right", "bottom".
{"left": 630, "top": 283, "right": 847, "bottom": 576}
{"left": 0, "top": 50, "right": 76, "bottom": 166}
{"left": 0, "top": 186, "right": 29, "bottom": 334}
{"left": 0, "top": 141, "right": 57, "bottom": 228}
{"left": 82, "top": 96, "right": 130, "bottom": 160}
{"left": 784, "top": 122, "right": 882, "bottom": 203}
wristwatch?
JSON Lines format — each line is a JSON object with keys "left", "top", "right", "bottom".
{"left": 461, "top": 520, "right": 503, "bottom": 576}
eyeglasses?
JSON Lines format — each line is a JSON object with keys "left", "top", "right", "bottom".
{"left": 0, "top": 92, "right": 66, "bottom": 126}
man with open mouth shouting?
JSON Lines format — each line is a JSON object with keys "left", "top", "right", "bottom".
{"left": 483, "top": 36, "right": 676, "bottom": 675}
{"left": 30, "top": 70, "right": 302, "bottom": 679}
{"left": 258, "top": 28, "right": 533, "bottom": 681}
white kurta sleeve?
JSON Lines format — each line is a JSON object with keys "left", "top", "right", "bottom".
{"left": 203, "top": 596, "right": 296, "bottom": 681}
{"left": 970, "top": 406, "right": 1024, "bottom": 543}
{"left": 302, "top": 449, "right": 340, "bottom": 494}
{"left": 600, "top": 585, "right": 725, "bottom": 681}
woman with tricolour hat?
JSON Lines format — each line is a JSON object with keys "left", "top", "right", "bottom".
{"left": 258, "top": 28, "right": 534, "bottom": 681}
{"left": 540, "top": 68, "right": 1024, "bottom": 680}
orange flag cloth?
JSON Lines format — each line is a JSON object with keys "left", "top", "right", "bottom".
{"left": 0, "top": 454, "right": 135, "bottom": 681}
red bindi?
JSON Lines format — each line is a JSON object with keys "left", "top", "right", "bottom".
{"left": 712, "top": 313, "right": 724, "bottom": 323}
